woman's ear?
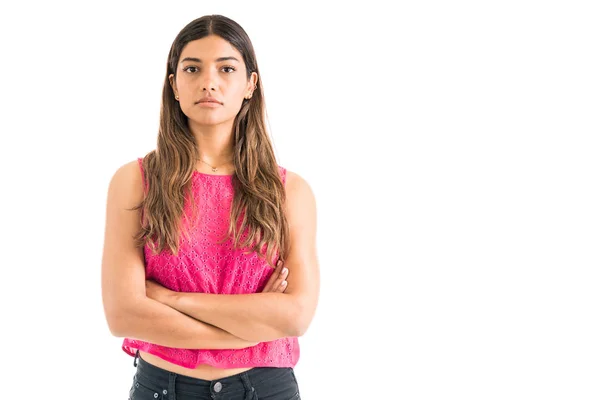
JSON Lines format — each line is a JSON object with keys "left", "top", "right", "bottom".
{"left": 247, "top": 72, "right": 258, "bottom": 95}
{"left": 169, "top": 74, "right": 178, "bottom": 98}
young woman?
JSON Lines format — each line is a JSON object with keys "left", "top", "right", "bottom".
{"left": 101, "top": 14, "right": 319, "bottom": 400}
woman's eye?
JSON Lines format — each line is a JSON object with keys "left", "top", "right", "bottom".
{"left": 183, "top": 66, "right": 235, "bottom": 73}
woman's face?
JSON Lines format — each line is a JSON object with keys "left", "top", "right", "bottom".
{"left": 169, "top": 35, "right": 257, "bottom": 127}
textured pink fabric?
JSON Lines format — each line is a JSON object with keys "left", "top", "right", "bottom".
{"left": 121, "top": 158, "right": 299, "bottom": 369}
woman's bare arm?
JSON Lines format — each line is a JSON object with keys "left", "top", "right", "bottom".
{"left": 111, "top": 295, "right": 257, "bottom": 350}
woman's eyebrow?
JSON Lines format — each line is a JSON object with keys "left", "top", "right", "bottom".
{"left": 180, "top": 56, "right": 240, "bottom": 63}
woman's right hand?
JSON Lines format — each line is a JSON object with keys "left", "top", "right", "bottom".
{"left": 261, "top": 259, "right": 289, "bottom": 293}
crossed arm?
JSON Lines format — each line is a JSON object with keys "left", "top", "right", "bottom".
{"left": 145, "top": 171, "right": 319, "bottom": 343}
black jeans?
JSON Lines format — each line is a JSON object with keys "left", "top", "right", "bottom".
{"left": 129, "top": 350, "right": 301, "bottom": 400}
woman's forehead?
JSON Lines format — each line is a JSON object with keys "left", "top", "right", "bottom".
{"left": 179, "top": 36, "right": 241, "bottom": 63}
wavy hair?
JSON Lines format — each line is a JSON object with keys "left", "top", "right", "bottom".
{"left": 131, "top": 15, "right": 289, "bottom": 268}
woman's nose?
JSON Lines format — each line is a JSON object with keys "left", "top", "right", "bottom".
{"left": 200, "top": 69, "right": 217, "bottom": 91}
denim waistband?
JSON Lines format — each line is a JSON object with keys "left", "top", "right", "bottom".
{"left": 133, "top": 350, "right": 296, "bottom": 399}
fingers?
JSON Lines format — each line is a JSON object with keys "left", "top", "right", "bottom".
{"left": 272, "top": 265, "right": 288, "bottom": 292}
{"left": 261, "top": 259, "right": 288, "bottom": 293}
{"left": 269, "top": 259, "right": 284, "bottom": 288}
{"left": 261, "top": 259, "right": 282, "bottom": 293}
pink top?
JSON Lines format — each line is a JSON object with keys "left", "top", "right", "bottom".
{"left": 122, "top": 158, "right": 299, "bottom": 369}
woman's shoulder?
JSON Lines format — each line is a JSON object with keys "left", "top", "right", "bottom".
{"left": 116, "top": 158, "right": 145, "bottom": 183}
{"left": 107, "top": 159, "right": 146, "bottom": 202}
{"left": 280, "top": 168, "right": 314, "bottom": 202}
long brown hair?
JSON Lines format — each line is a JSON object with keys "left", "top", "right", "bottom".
{"left": 131, "top": 15, "right": 289, "bottom": 268}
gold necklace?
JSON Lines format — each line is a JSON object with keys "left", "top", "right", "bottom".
{"left": 197, "top": 157, "right": 232, "bottom": 173}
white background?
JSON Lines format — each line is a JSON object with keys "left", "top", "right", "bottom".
{"left": 1, "top": 1, "right": 599, "bottom": 399}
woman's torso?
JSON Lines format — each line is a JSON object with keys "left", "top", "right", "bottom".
{"left": 128, "top": 160, "right": 296, "bottom": 377}
{"left": 140, "top": 351, "right": 253, "bottom": 380}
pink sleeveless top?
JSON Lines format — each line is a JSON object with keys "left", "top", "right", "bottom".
{"left": 121, "top": 158, "right": 299, "bottom": 369}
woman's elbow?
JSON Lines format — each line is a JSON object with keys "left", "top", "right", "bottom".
{"left": 287, "top": 300, "right": 315, "bottom": 337}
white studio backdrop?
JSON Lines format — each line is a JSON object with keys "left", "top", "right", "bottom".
{"left": 0, "top": 1, "right": 599, "bottom": 399}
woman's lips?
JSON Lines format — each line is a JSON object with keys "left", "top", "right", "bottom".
{"left": 196, "top": 100, "right": 222, "bottom": 107}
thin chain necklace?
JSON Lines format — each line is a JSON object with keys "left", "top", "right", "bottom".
{"left": 197, "top": 157, "right": 232, "bottom": 173}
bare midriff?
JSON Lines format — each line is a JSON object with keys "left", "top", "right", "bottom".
{"left": 139, "top": 351, "right": 253, "bottom": 381}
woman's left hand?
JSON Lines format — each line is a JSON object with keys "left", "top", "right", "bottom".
{"left": 145, "top": 279, "right": 175, "bottom": 304}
